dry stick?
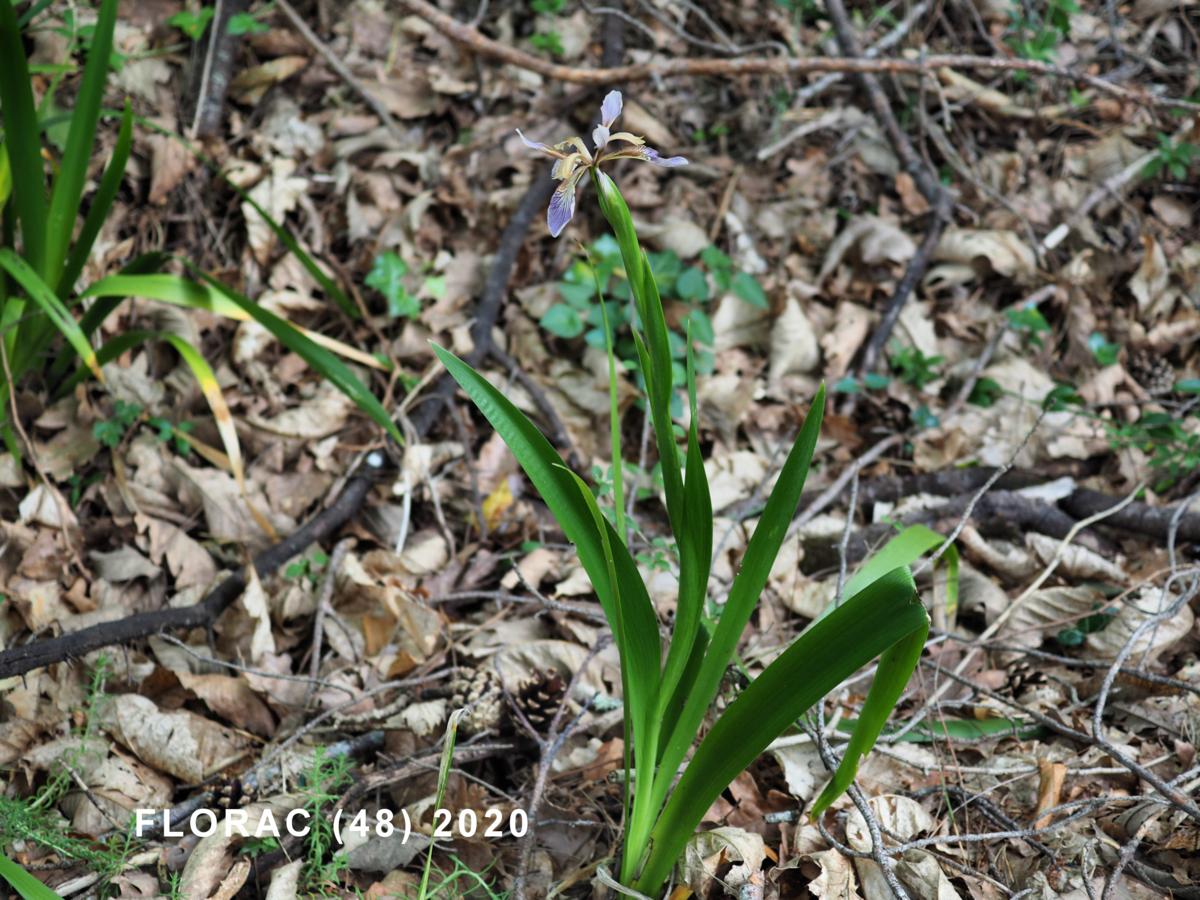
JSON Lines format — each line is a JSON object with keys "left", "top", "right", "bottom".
{"left": 275, "top": 0, "right": 407, "bottom": 145}
{"left": 0, "top": 453, "right": 385, "bottom": 679}
{"left": 305, "top": 537, "right": 355, "bottom": 703}
{"left": 922, "top": 658, "right": 1200, "bottom": 826}
{"left": 393, "top": 0, "right": 1200, "bottom": 111}
{"left": 1093, "top": 566, "right": 1200, "bottom": 860}
{"left": 822, "top": 0, "right": 954, "bottom": 382}
{"left": 757, "top": 1, "right": 930, "bottom": 161}
{"left": 190, "top": 0, "right": 245, "bottom": 137}
{"left": 806, "top": 718, "right": 912, "bottom": 900}
{"left": 811, "top": 468, "right": 910, "bottom": 900}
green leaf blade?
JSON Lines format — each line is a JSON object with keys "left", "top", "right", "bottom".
{"left": 44, "top": 0, "right": 118, "bottom": 284}
{"left": 0, "top": 248, "right": 102, "bottom": 381}
{"left": 59, "top": 101, "right": 133, "bottom": 296}
{"left": 0, "top": 0, "right": 50, "bottom": 272}
{"left": 635, "top": 566, "right": 927, "bottom": 895}
{"left": 651, "top": 384, "right": 826, "bottom": 820}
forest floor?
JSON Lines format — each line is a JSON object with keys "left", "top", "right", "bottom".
{"left": 2, "top": 0, "right": 1200, "bottom": 898}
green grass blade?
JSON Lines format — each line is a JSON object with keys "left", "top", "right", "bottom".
{"left": 650, "top": 384, "right": 826, "bottom": 820}
{"left": 0, "top": 142, "right": 11, "bottom": 213}
{"left": 0, "top": 0, "right": 49, "bottom": 273}
{"left": 562, "top": 467, "right": 661, "bottom": 880}
{"left": 81, "top": 272, "right": 241, "bottom": 322}
{"left": 595, "top": 172, "right": 684, "bottom": 533}
{"left": 55, "top": 329, "right": 153, "bottom": 395}
{"left": 196, "top": 270, "right": 402, "bottom": 445}
{"left": 0, "top": 854, "right": 65, "bottom": 900}
{"left": 43, "top": 0, "right": 117, "bottom": 284}
{"left": 635, "top": 566, "right": 927, "bottom": 895}
{"left": 433, "top": 344, "right": 660, "bottom": 651}
{"left": 235, "top": 186, "right": 356, "bottom": 319}
{"left": 810, "top": 617, "right": 928, "bottom": 816}
{"left": 58, "top": 101, "right": 132, "bottom": 295}
{"left": 656, "top": 338, "right": 711, "bottom": 728}
{"left": 594, "top": 274, "right": 625, "bottom": 545}
{"left": 157, "top": 333, "right": 244, "bottom": 488}
{"left": 842, "top": 523, "right": 947, "bottom": 601}
{"left": 418, "top": 709, "right": 463, "bottom": 900}
{"left": 0, "top": 248, "right": 102, "bottom": 381}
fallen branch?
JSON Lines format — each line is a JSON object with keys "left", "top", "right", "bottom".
{"left": 0, "top": 454, "right": 385, "bottom": 679}
{"left": 393, "top": 0, "right": 1200, "bottom": 111}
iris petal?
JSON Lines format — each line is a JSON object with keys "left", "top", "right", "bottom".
{"left": 515, "top": 128, "right": 556, "bottom": 156}
{"left": 600, "top": 90, "right": 623, "bottom": 128}
{"left": 592, "top": 124, "right": 611, "bottom": 151}
{"left": 642, "top": 147, "right": 688, "bottom": 167}
{"left": 547, "top": 168, "right": 588, "bottom": 237}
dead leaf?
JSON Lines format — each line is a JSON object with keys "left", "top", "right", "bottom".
{"left": 90, "top": 546, "right": 160, "bottom": 583}
{"left": 1086, "top": 586, "right": 1194, "bottom": 661}
{"left": 1129, "top": 235, "right": 1174, "bottom": 318}
{"left": 680, "top": 827, "right": 766, "bottom": 894}
{"left": 176, "top": 672, "right": 276, "bottom": 737}
{"left": 243, "top": 158, "right": 309, "bottom": 265}
{"left": 103, "top": 694, "right": 252, "bottom": 781}
{"left": 933, "top": 229, "right": 1037, "bottom": 282}
{"left": 819, "top": 215, "right": 917, "bottom": 281}
{"left": 241, "top": 567, "right": 276, "bottom": 664}
{"left": 769, "top": 297, "right": 820, "bottom": 381}
{"left": 229, "top": 55, "right": 308, "bottom": 105}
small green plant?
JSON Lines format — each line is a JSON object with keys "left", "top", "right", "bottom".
{"left": 1005, "top": 0, "right": 1078, "bottom": 72}
{"left": 92, "top": 400, "right": 194, "bottom": 456}
{"left": 166, "top": 6, "right": 215, "bottom": 39}
{"left": 530, "top": 0, "right": 566, "bottom": 12}
{"left": 297, "top": 747, "right": 353, "bottom": 896}
{"left": 167, "top": 5, "right": 270, "bottom": 40}
{"left": 0, "top": 657, "right": 129, "bottom": 896}
{"left": 92, "top": 399, "right": 142, "bottom": 449}
{"left": 226, "top": 9, "right": 270, "bottom": 36}
{"left": 1087, "top": 332, "right": 1120, "bottom": 367}
{"left": 541, "top": 236, "right": 766, "bottom": 413}
{"left": 1143, "top": 132, "right": 1198, "bottom": 180}
{"left": 529, "top": 30, "right": 564, "bottom": 57}
{"left": 237, "top": 836, "right": 281, "bottom": 858}
{"left": 440, "top": 90, "right": 931, "bottom": 895}
{"left": 1056, "top": 603, "right": 1118, "bottom": 647}
{"left": 1006, "top": 304, "right": 1052, "bottom": 348}
{"left": 285, "top": 548, "right": 329, "bottom": 586}
{"left": 365, "top": 250, "right": 421, "bottom": 318}
{"left": 888, "top": 342, "right": 944, "bottom": 390}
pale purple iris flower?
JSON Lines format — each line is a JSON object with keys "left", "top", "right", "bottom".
{"left": 516, "top": 90, "right": 688, "bottom": 238}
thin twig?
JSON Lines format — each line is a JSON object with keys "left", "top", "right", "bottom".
{"left": 393, "top": 0, "right": 1200, "bottom": 111}
{"left": 305, "top": 537, "right": 354, "bottom": 703}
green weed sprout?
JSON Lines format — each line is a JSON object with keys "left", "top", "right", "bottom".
{"left": 435, "top": 91, "right": 930, "bottom": 895}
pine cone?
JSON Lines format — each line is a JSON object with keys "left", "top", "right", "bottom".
{"left": 1004, "top": 658, "right": 1048, "bottom": 699}
{"left": 513, "top": 669, "right": 567, "bottom": 733}
{"left": 1127, "top": 347, "right": 1175, "bottom": 396}
{"left": 449, "top": 667, "right": 503, "bottom": 736}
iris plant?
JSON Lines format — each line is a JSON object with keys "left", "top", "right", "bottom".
{"left": 435, "top": 90, "right": 931, "bottom": 895}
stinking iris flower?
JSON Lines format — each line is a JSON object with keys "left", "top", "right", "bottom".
{"left": 517, "top": 90, "right": 688, "bottom": 238}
